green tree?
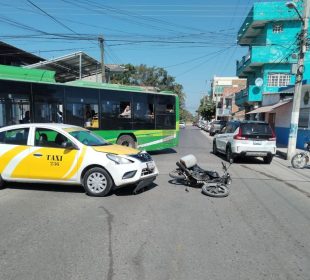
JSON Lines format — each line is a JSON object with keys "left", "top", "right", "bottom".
{"left": 180, "top": 108, "right": 193, "bottom": 122}
{"left": 197, "top": 96, "right": 215, "bottom": 121}
{"left": 110, "top": 64, "right": 186, "bottom": 112}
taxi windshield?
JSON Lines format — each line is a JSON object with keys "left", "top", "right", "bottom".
{"left": 69, "top": 130, "right": 111, "bottom": 146}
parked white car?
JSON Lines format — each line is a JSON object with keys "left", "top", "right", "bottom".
{"left": 212, "top": 121, "right": 276, "bottom": 164}
{"left": 179, "top": 121, "right": 186, "bottom": 129}
{"left": 0, "top": 123, "right": 158, "bottom": 196}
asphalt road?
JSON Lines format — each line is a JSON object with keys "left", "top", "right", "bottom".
{"left": 1, "top": 126, "right": 310, "bottom": 280}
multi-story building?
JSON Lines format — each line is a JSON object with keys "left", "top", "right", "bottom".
{"left": 211, "top": 76, "right": 246, "bottom": 120}
{"left": 235, "top": 1, "right": 310, "bottom": 148}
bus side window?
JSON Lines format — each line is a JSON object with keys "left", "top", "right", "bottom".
{"left": 155, "top": 95, "right": 176, "bottom": 129}
{"left": 84, "top": 104, "right": 99, "bottom": 128}
{"left": 101, "top": 90, "right": 132, "bottom": 130}
{"left": 119, "top": 102, "right": 131, "bottom": 119}
{"left": 132, "top": 93, "right": 155, "bottom": 130}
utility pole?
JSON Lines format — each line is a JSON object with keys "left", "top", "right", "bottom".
{"left": 98, "top": 35, "right": 106, "bottom": 83}
{"left": 287, "top": 0, "right": 309, "bottom": 160}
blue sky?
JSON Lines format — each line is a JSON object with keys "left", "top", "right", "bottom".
{"left": 1, "top": 0, "right": 277, "bottom": 113}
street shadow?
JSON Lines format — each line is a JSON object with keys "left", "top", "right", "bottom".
{"left": 210, "top": 151, "right": 269, "bottom": 165}
{"left": 287, "top": 165, "right": 310, "bottom": 170}
{"left": 112, "top": 182, "right": 158, "bottom": 196}
{"left": 149, "top": 148, "right": 177, "bottom": 155}
{"left": 5, "top": 182, "right": 85, "bottom": 193}
{"left": 168, "top": 179, "right": 203, "bottom": 188}
{"left": 4, "top": 182, "right": 158, "bottom": 196}
{"left": 168, "top": 179, "right": 185, "bottom": 186}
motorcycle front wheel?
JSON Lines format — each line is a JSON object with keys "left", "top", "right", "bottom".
{"left": 291, "top": 153, "right": 309, "bottom": 169}
{"left": 201, "top": 183, "right": 230, "bottom": 198}
{"left": 169, "top": 169, "right": 186, "bottom": 180}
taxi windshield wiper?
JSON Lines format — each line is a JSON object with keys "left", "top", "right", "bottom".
{"left": 89, "top": 143, "right": 111, "bottom": 146}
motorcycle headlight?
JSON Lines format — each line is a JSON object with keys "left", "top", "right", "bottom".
{"left": 107, "top": 153, "right": 133, "bottom": 164}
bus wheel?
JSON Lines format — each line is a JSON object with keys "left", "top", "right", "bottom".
{"left": 117, "top": 135, "right": 137, "bottom": 148}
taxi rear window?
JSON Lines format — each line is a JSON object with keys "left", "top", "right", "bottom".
{"left": 0, "top": 128, "right": 29, "bottom": 145}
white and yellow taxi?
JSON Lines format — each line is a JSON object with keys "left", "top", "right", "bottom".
{"left": 0, "top": 124, "right": 158, "bottom": 196}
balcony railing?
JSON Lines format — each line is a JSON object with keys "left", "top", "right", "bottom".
{"left": 235, "top": 86, "right": 263, "bottom": 106}
{"left": 236, "top": 51, "right": 251, "bottom": 70}
{"left": 237, "top": 45, "right": 297, "bottom": 76}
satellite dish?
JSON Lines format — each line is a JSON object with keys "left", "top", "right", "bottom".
{"left": 255, "top": 77, "right": 263, "bottom": 87}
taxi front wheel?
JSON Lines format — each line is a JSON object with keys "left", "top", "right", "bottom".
{"left": 83, "top": 167, "right": 113, "bottom": 197}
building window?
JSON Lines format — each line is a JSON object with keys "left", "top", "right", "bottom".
{"left": 267, "top": 73, "right": 291, "bottom": 87}
{"left": 273, "top": 23, "right": 283, "bottom": 33}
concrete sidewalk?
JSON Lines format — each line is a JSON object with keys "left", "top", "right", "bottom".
{"left": 276, "top": 145, "right": 305, "bottom": 160}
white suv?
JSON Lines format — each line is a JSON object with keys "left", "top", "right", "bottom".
{"left": 212, "top": 121, "right": 276, "bottom": 164}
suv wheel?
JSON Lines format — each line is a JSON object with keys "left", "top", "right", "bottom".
{"left": 263, "top": 155, "right": 273, "bottom": 164}
{"left": 213, "top": 141, "right": 218, "bottom": 155}
{"left": 226, "top": 146, "right": 233, "bottom": 163}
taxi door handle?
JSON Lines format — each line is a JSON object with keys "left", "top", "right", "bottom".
{"left": 33, "top": 153, "right": 43, "bottom": 157}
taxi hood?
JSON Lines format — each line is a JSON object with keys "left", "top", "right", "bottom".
{"left": 93, "top": 144, "right": 139, "bottom": 155}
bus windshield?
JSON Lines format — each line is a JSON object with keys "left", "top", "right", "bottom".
{"left": 69, "top": 130, "right": 111, "bottom": 146}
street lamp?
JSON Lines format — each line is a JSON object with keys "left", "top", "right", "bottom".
{"left": 286, "top": 1, "right": 303, "bottom": 20}
{"left": 286, "top": 1, "right": 309, "bottom": 160}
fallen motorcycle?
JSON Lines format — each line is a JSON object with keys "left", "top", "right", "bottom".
{"left": 169, "top": 154, "right": 232, "bottom": 197}
{"left": 291, "top": 141, "right": 310, "bottom": 169}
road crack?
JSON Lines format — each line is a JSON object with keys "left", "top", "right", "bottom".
{"left": 99, "top": 206, "right": 114, "bottom": 280}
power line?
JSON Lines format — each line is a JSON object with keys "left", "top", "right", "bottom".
{"left": 163, "top": 47, "right": 235, "bottom": 69}
{"left": 175, "top": 47, "right": 234, "bottom": 77}
{"left": 26, "top": 0, "right": 78, "bottom": 35}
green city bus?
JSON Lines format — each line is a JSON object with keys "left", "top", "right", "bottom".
{"left": 0, "top": 65, "right": 179, "bottom": 151}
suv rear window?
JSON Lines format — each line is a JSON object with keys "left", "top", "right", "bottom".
{"left": 240, "top": 123, "right": 273, "bottom": 138}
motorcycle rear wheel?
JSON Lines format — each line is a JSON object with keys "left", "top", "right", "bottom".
{"left": 291, "top": 153, "right": 309, "bottom": 169}
{"left": 169, "top": 169, "right": 186, "bottom": 180}
{"left": 201, "top": 183, "right": 230, "bottom": 198}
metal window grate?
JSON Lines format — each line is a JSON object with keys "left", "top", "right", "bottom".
{"left": 273, "top": 23, "right": 283, "bottom": 33}
{"left": 267, "top": 73, "right": 290, "bottom": 87}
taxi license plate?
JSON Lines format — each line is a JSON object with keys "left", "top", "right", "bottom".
{"left": 147, "top": 162, "right": 155, "bottom": 170}
{"left": 253, "top": 140, "right": 262, "bottom": 145}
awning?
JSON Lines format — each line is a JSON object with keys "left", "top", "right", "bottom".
{"left": 246, "top": 99, "right": 292, "bottom": 114}
{"left": 24, "top": 51, "right": 125, "bottom": 82}
{"left": 232, "top": 109, "right": 245, "bottom": 116}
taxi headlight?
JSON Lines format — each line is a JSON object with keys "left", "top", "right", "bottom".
{"left": 107, "top": 153, "right": 133, "bottom": 164}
